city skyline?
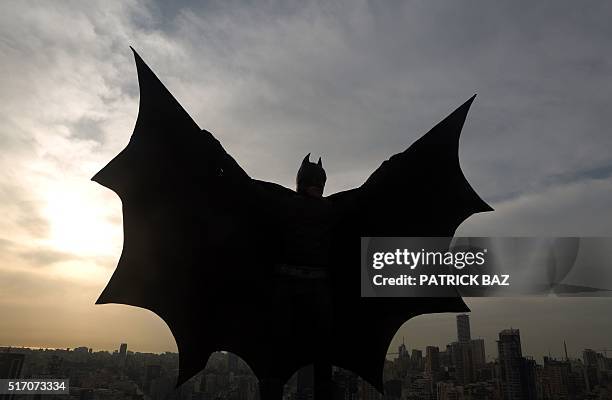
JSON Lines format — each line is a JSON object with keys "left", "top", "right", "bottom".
{"left": 2, "top": 309, "right": 608, "bottom": 368}
{"left": 4, "top": 322, "right": 610, "bottom": 400}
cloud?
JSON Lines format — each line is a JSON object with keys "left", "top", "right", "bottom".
{"left": 459, "top": 175, "right": 612, "bottom": 236}
{"left": 18, "top": 247, "right": 74, "bottom": 267}
{"left": 1, "top": 0, "right": 611, "bottom": 352}
{"left": 0, "top": 182, "right": 49, "bottom": 238}
{"left": 105, "top": 0, "right": 612, "bottom": 203}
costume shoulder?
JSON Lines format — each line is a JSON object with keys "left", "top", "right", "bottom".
{"left": 254, "top": 179, "right": 296, "bottom": 198}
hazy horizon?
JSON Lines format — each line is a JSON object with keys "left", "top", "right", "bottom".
{"left": 1, "top": 0, "right": 611, "bottom": 371}
{"left": 3, "top": 297, "right": 610, "bottom": 365}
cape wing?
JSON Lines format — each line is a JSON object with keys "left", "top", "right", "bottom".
{"left": 93, "top": 49, "right": 307, "bottom": 387}
{"left": 327, "top": 96, "right": 493, "bottom": 391}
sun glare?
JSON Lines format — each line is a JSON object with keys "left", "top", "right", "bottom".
{"left": 42, "top": 184, "right": 122, "bottom": 258}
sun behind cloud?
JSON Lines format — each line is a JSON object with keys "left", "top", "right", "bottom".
{"left": 42, "top": 183, "right": 121, "bottom": 258}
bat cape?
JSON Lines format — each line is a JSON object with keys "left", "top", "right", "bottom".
{"left": 93, "top": 48, "right": 492, "bottom": 396}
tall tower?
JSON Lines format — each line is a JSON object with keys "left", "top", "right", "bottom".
{"left": 471, "top": 338, "right": 486, "bottom": 367}
{"left": 425, "top": 346, "right": 440, "bottom": 376}
{"left": 456, "top": 314, "right": 471, "bottom": 343}
{"left": 450, "top": 341, "right": 474, "bottom": 384}
{"left": 497, "top": 329, "right": 524, "bottom": 400}
{"left": 119, "top": 343, "right": 128, "bottom": 357}
{"left": 398, "top": 337, "right": 409, "bottom": 359}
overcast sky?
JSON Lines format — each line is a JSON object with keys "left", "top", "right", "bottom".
{"left": 1, "top": 0, "right": 611, "bottom": 365}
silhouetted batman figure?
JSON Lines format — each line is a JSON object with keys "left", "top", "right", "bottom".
{"left": 93, "top": 48, "right": 492, "bottom": 399}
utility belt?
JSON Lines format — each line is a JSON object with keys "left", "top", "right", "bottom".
{"left": 274, "top": 264, "right": 329, "bottom": 279}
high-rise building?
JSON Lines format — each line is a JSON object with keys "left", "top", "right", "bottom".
{"left": 118, "top": 343, "right": 128, "bottom": 368}
{"left": 425, "top": 346, "right": 442, "bottom": 394}
{"left": 471, "top": 338, "right": 486, "bottom": 368}
{"left": 582, "top": 348, "right": 605, "bottom": 389}
{"left": 450, "top": 341, "right": 474, "bottom": 384}
{"left": 411, "top": 349, "right": 423, "bottom": 369}
{"left": 395, "top": 340, "right": 411, "bottom": 376}
{"left": 398, "top": 341, "right": 409, "bottom": 359}
{"left": 119, "top": 343, "right": 127, "bottom": 357}
{"left": 497, "top": 329, "right": 524, "bottom": 400}
{"left": 582, "top": 349, "right": 598, "bottom": 366}
{"left": 542, "top": 357, "right": 570, "bottom": 400}
{"left": 425, "top": 346, "right": 440, "bottom": 375}
{"left": 456, "top": 314, "right": 471, "bottom": 343}
{"left": 521, "top": 357, "right": 538, "bottom": 400}
{"left": 440, "top": 348, "right": 452, "bottom": 369}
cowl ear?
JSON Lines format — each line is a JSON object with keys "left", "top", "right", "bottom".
{"left": 302, "top": 153, "right": 311, "bottom": 165}
{"left": 317, "top": 157, "right": 322, "bottom": 167}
